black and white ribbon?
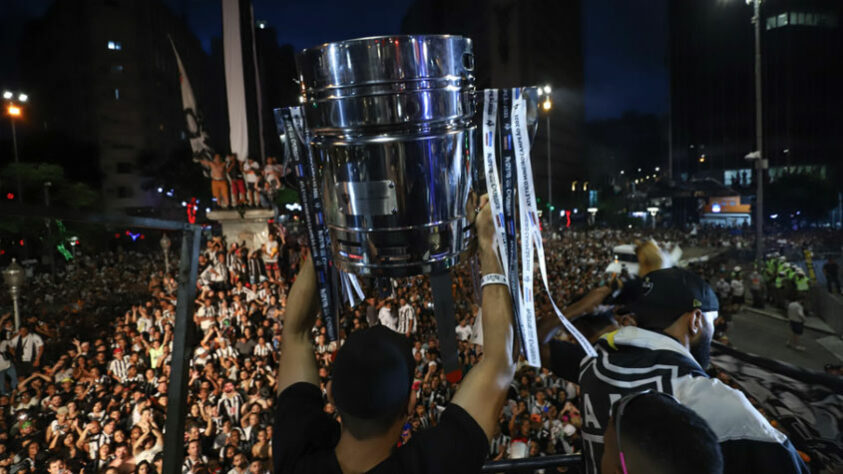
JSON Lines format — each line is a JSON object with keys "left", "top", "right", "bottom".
{"left": 480, "top": 89, "right": 597, "bottom": 365}
{"left": 276, "top": 107, "right": 339, "bottom": 341}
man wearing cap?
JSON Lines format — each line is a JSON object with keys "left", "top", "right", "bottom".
{"left": 542, "top": 267, "right": 807, "bottom": 474}
{"left": 273, "top": 197, "right": 518, "bottom": 473}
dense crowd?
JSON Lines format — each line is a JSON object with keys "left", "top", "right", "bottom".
{"left": 0, "top": 222, "right": 838, "bottom": 473}
{"left": 198, "top": 154, "right": 287, "bottom": 210}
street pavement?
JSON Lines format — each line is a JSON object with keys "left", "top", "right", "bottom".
{"left": 725, "top": 306, "right": 842, "bottom": 371}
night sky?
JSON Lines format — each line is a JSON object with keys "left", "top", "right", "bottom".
{"left": 0, "top": 0, "right": 668, "bottom": 121}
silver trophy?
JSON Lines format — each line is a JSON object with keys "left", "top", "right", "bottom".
{"left": 296, "top": 35, "right": 477, "bottom": 277}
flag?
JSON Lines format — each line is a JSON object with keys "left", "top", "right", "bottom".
{"left": 222, "top": 0, "right": 265, "bottom": 163}
{"left": 169, "top": 36, "right": 214, "bottom": 176}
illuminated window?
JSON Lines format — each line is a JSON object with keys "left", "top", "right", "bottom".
{"left": 114, "top": 88, "right": 120, "bottom": 100}
{"left": 777, "top": 13, "right": 788, "bottom": 27}
{"left": 766, "top": 17, "right": 776, "bottom": 30}
{"left": 107, "top": 41, "right": 122, "bottom": 50}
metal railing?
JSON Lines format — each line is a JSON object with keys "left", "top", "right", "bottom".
{"left": 482, "top": 454, "right": 582, "bottom": 473}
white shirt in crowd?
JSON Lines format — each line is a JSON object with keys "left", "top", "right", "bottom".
{"left": 378, "top": 306, "right": 397, "bottom": 331}
{"left": 0, "top": 340, "right": 11, "bottom": 371}
{"left": 730, "top": 279, "right": 745, "bottom": 297}
{"left": 455, "top": 323, "right": 472, "bottom": 342}
{"left": 787, "top": 301, "right": 806, "bottom": 323}
{"left": 9, "top": 332, "right": 44, "bottom": 362}
{"left": 397, "top": 304, "right": 415, "bottom": 334}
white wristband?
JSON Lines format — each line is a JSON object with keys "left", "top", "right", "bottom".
{"left": 481, "top": 273, "right": 508, "bottom": 288}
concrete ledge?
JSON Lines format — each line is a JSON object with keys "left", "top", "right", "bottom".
{"left": 207, "top": 209, "right": 274, "bottom": 251}
{"left": 207, "top": 209, "right": 274, "bottom": 220}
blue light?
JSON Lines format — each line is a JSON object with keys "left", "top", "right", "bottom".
{"left": 712, "top": 203, "right": 721, "bottom": 213}
{"left": 770, "top": 214, "right": 778, "bottom": 219}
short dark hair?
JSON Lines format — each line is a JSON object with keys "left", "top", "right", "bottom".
{"left": 613, "top": 393, "right": 723, "bottom": 474}
{"left": 331, "top": 326, "right": 413, "bottom": 439}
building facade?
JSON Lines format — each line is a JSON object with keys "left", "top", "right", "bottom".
{"left": 401, "top": 0, "right": 585, "bottom": 211}
{"left": 18, "top": 0, "right": 215, "bottom": 211}
{"left": 669, "top": 0, "right": 843, "bottom": 183}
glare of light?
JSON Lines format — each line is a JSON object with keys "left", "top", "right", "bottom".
{"left": 573, "top": 208, "right": 578, "bottom": 214}
{"left": 654, "top": 166, "right": 660, "bottom": 172}
{"left": 637, "top": 168, "right": 642, "bottom": 172}
{"left": 18, "top": 93, "right": 27, "bottom": 102}
{"left": 635, "top": 179, "right": 640, "bottom": 184}
{"left": 166, "top": 190, "right": 174, "bottom": 197}
{"left": 157, "top": 187, "right": 163, "bottom": 193}
{"left": 587, "top": 207, "right": 598, "bottom": 214}
{"left": 181, "top": 201, "right": 187, "bottom": 207}
{"left": 542, "top": 99, "right": 552, "bottom": 111}
{"left": 770, "top": 214, "right": 778, "bottom": 219}
{"left": 543, "top": 85, "right": 552, "bottom": 94}
{"left": 537, "top": 89, "right": 543, "bottom": 96}
{"left": 699, "top": 154, "right": 706, "bottom": 163}
{"left": 712, "top": 203, "right": 721, "bottom": 213}
{"left": 298, "top": 96, "right": 306, "bottom": 103}
{"left": 620, "top": 170, "right": 625, "bottom": 175}
{"left": 2, "top": 91, "right": 12, "bottom": 99}
{"left": 7, "top": 105, "right": 21, "bottom": 117}
{"left": 205, "top": 207, "right": 211, "bottom": 213}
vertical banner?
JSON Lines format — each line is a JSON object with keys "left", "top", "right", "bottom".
{"left": 275, "top": 107, "right": 338, "bottom": 341}
{"left": 511, "top": 90, "right": 541, "bottom": 366}
{"left": 499, "top": 89, "right": 527, "bottom": 359}
{"left": 222, "top": 0, "right": 249, "bottom": 161}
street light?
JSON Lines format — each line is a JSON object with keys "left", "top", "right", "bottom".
{"left": 542, "top": 85, "right": 553, "bottom": 229}
{"left": 647, "top": 207, "right": 660, "bottom": 229}
{"left": 587, "top": 207, "right": 598, "bottom": 225}
{"left": 160, "top": 233, "right": 172, "bottom": 274}
{"left": 4, "top": 89, "right": 27, "bottom": 203}
{"left": 2, "top": 258, "right": 26, "bottom": 331}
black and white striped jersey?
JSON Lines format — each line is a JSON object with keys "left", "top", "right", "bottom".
{"left": 552, "top": 326, "right": 808, "bottom": 474}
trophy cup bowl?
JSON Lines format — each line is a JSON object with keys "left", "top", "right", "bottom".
{"left": 297, "top": 35, "right": 477, "bottom": 277}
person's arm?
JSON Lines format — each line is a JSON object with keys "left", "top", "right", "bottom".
{"left": 451, "top": 196, "right": 517, "bottom": 441}
{"left": 275, "top": 254, "right": 319, "bottom": 395}
{"left": 133, "top": 432, "right": 149, "bottom": 455}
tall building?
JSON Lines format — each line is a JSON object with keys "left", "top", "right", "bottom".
{"left": 253, "top": 22, "right": 299, "bottom": 158}
{"left": 669, "top": 0, "right": 843, "bottom": 184}
{"left": 18, "top": 0, "right": 216, "bottom": 212}
{"left": 401, "top": 0, "right": 585, "bottom": 211}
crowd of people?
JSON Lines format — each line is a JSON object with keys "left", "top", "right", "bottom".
{"left": 0, "top": 221, "right": 836, "bottom": 473}
{"left": 198, "top": 154, "right": 287, "bottom": 210}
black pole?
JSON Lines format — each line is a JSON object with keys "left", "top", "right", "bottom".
{"left": 481, "top": 454, "right": 582, "bottom": 472}
{"left": 163, "top": 226, "right": 202, "bottom": 474}
{"left": 430, "top": 272, "right": 461, "bottom": 383}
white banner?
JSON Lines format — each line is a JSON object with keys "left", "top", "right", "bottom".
{"left": 222, "top": 0, "right": 249, "bottom": 161}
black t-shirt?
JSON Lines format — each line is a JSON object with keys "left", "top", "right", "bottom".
{"left": 273, "top": 382, "right": 489, "bottom": 474}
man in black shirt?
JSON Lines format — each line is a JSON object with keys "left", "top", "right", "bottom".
{"left": 273, "top": 198, "right": 517, "bottom": 473}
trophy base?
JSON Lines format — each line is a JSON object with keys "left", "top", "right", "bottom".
{"left": 207, "top": 209, "right": 275, "bottom": 252}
